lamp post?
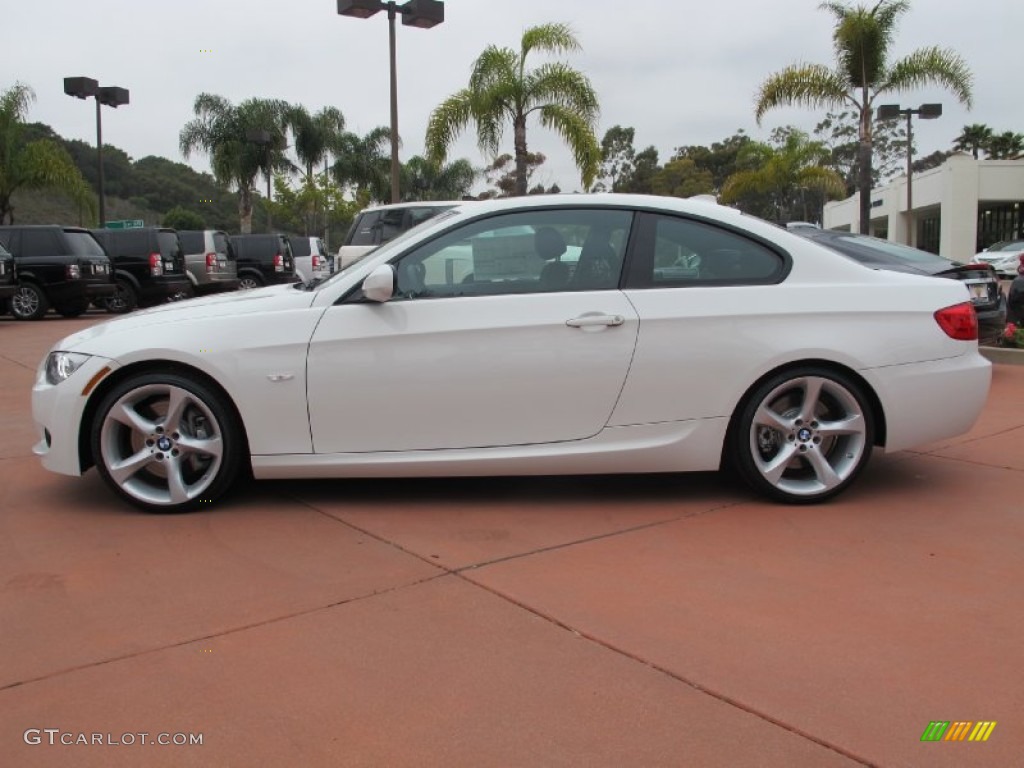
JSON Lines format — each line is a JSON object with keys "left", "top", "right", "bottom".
{"left": 63, "top": 77, "right": 130, "bottom": 227}
{"left": 877, "top": 103, "right": 942, "bottom": 246}
{"left": 336, "top": 0, "right": 444, "bottom": 204}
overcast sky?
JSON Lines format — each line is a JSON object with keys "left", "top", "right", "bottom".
{"left": 5, "top": 0, "right": 1022, "bottom": 196}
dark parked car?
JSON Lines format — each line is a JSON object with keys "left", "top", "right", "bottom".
{"left": 0, "top": 225, "right": 115, "bottom": 320}
{"left": 793, "top": 229, "right": 1007, "bottom": 345}
{"left": 91, "top": 227, "right": 192, "bottom": 313}
{"left": 0, "top": 243, "right": 16, "bottom": 305}
{"left": 228, "top": 234, "right": 297, "bottom": 289}
{"left": 177, "top": 229, "right": 240, "bottom": 295}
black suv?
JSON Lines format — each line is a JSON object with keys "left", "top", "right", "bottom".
{"left": 91, "top": 227, "right": 192, "bottom": 313}
{"left": 0, "top": 243, "right": 15, "bottom": 306}
{"left": 0, "top": 226, "right": 115, "bottom": 320}
{"left": 228, "top": 234, "right": 297, "bottom": 289}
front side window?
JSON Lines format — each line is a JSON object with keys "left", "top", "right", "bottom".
{"left": 390, "top": 208, "right": 634, "bottom": 300}
{"left": 627, "top": 213, "right": 786, "bottom": 287}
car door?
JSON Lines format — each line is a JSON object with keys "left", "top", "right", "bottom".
{"left": 306, "top": 207, "right": 639, "bottom": 454}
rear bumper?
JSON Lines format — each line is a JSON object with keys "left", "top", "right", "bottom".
{"left": 194, "top": 277, "right": 240, "bottom": 295}
{"left": 139, "top": 277, "right": 192, "bottom": 303}
{"left": 48, "top": 280, "right": 116, "bottom": 305}
{"left": 864, "top": 352, "right": 991, "bottom": 453}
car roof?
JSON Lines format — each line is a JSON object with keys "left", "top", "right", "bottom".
{"left": 359, "top": 200, "right": 471, "bottom": 213}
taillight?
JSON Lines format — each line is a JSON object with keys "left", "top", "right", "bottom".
{"left": 1018, "top": 254, "right": 1024, "bottom": 276}
{"left": 934, "top": 302, "right": 978, "bottom": 341}
{"left": 273, "top": 253, "right": 284, "bottom": 272}
{"left": 149, "top": 253, "right": 163, "bottom": 276}
{"left": 65, "top": 263, "right": 81, "bottom": 279}
{"left": 312, "top": 255, "right": 320, "bottom": 269}
{"left": 206, "top": 252, "right": 217, "bottom": 273}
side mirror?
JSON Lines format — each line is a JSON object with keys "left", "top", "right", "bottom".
{"left": 362, "top": 264, "right": 395, "bottom": 302}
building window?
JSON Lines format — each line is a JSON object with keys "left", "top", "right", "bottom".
{"left": 917, "top": 212, "right": 941, "bottom": 254}
{"left": 977, "top": 202, "right": 1023, "bottom": 251}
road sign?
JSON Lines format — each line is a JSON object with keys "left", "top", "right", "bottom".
{"left": 104, "top": 219, "right": 144, "bottom": 229}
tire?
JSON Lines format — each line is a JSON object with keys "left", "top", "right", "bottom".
{"left": 56, "top": 301, "right": 88, "bottom": 318}
{"left": 730, "top": 367, "right": 874, "bottom": 504}
{"left": 237, "top": 273, "right": 264, "bottom": 290}
{"left": 104, "top": 279, "right": 138, "bottom": 314}
{"left": 90, "top": 372, "right": 245, "bottom": 513}
{"left": 10, "top": 282, "right": 49, "bottom": 320}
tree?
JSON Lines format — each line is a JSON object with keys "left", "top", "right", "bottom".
{"left": 179, "top": 94, "right": 291, "bottom": 233}
{"left": 618, "top": 146, "right": 660, "bottom": 194}
{"left": 595, "top": 125, "right": 637, "bottom": 192}
{"left": 0, "top": 83, "right": 94, "bottom": 224}
{"left": 650, "top": 158, "right": 714, "bottom": 198}
{"left": 953, "top": 123, "right": 993, "bottom": 159}
{"left": 673, "top": 132, "right": 754, "bottom": 194}
{"left": 286, "top": 105, "right": 347, "bottom": 235}
{"left": 401, "top": 156, "right": 476, "bottom": 201}
{"left": 755, "top": 1, "right": 972, "bottom": 233}
{"left": 332, "top": 127, "right": 391, "bottom": 204}
{"left": 481, "top": 152, "right": 548, "bottom": 197}
{"left": 721, "top": 130, "right": 847, "bottom": 222}
{"left": 985, "top": 131, "right": 1024, "bottom": 160}
{"left": 425, "top": 22, "right": 601, "bottom": 196}
{"left": 162, "top": 206, "right": 204, "bottom": 230}
{"left": 814, "top": 110, "right": 909, "bottom": 195}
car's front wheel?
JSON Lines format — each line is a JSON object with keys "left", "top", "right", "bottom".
{"left": 237, "top": 274, "right": 264, "bottom": 290}
{"left": 91, "top": 372, "right": 244, "bottom": 513}
{"left": 731, "top": 368, "right": 874, "bottom": 503}
{"left": 10, "top": 282, "right": 49, "bottom": 320}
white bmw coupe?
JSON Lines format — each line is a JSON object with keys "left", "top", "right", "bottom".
{"left": 32, "top": 195, "right": 991, "bottom": 512}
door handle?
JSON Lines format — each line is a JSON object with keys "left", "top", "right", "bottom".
{"left": 566, "top": 314, "right": 625, "bottom": 328}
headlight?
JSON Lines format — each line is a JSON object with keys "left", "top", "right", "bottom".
{"left": 44, "top": 352, "right": 92, "bottom": 385}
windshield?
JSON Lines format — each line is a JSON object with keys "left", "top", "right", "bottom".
{"left": 302, "top": 207, "right": 466, "bottom": 290}
{"left": 988, "top": 240, "right": 1024, "bottom": 252}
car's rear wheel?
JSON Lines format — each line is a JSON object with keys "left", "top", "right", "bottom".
{"left": 732, "top": 368, "right": 874, "bottom": 503}
{"left": 104, "top": 280, "right": 138, "bottom": 313}
{"left": 237, "top": 274, "right": 263, "bottom": 290}
{"left": 91, "top": 372, "right": 244, "bottom": 513}
{"left": 10, "top": 282, "right": 49, "bottom": 320}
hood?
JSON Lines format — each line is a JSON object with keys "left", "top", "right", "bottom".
{"left": 58, "top": 284, "right": 314, "bottom": 352}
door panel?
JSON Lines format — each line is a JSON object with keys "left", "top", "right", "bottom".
{"left": 306, "top": 292, "right": 639, "bottom": 453}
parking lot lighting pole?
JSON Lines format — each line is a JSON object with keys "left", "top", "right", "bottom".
{"left": 877, "top": 103, "right": 942, "bottom": 246}
{"left": 336, "top": 0, "right": 445, "bottom": 204}
{"left": 63, "top": 78, "right": 130, "bottom": 228}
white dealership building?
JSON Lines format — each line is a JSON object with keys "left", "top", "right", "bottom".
{"left": 822, "top": 154, "right": 1024, "bottom": 258}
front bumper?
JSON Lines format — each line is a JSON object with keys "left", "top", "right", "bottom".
{"left": 32, "top": 355, "right": 119, "bottom": 476}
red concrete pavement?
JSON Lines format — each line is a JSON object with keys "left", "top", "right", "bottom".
{"left": 1, "top": 313, "right": 1021, "bottom": 767}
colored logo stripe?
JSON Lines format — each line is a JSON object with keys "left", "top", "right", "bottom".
{"left": 921, "top": 721, "right": 996, "bottom": 742}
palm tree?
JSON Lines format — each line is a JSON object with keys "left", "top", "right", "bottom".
{"left": 287, "top": 105, "right": 346, "bottom": 234}
{"left": 953, "top": 123, "right": 993, "bottom": 159}
{"left": 425, "top": 22, "right": 601, "bottom": 196}
{"left": 721, "top": 130, "right": 847, "bottom": 221}
{"left": 0, "top": 83, "right": 94, "bottom": 224}
{"left": 179, "top": 94, "right": 291, "bottom": 233}
{"left": 985, "top": 131, "right": 1024, "bottom": 160}
{"left": 332, "top": 127, "right": 391, "bottom": 204}
{"left": 401, "top": 156, "right": 476, "bottom": 201}
{"left": 755, "top": 1, "right": 972, "bottom": 234}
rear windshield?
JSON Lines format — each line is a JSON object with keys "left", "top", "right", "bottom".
{"left": 213, "top": 232, "right": 233, "bottom": 258}
{"left": 178, "top": 232, "right": 204, "bottom": 253}
{"left": 826, "top": 234, "right": 956, "bottom": 268}
{"left": 64, "top": 230, "right": 107, "bottom": 258}
{"left": 289, "top": 237, "right": 311, "bottom": 257}
{"left": 157, "top": 231, "right": 182, "bottom": 258}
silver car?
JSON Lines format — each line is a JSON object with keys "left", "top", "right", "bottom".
{"left": 178, "top": 230, "right": 240, "bottom": 295}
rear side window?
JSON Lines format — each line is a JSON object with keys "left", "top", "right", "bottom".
{"left": 213, "top": 232, "right": 233, "bottom": 258}
{"left": 178, "top": 232, "right": 204, "bottom": 253}
{"left": 21, "top": 229, "right": 61, "bottom": 257}
{"left": 289, "top": 237, "right": 311, "bottom": 257}
{"left": 0, "top": 231, "right": 12, "bottom": 250}
{"left": 627, "top": 214, "right": 786, "bottom": 287}
{"left": 64, "top": 230, "right": 106, "bottom": 257}
{"left": 279, "top": 237, "right": 294, "bottom": 258}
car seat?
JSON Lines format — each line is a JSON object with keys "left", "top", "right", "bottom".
{"left": 536, "top": 227, "right": 570, "bottom": 291}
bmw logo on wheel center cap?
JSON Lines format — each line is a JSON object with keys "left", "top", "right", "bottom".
{"left": 157, "top": 436, "right": 173, "bottom": 451}
{"left": 798, "top": 428, "right": 813, "bottom": 442}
